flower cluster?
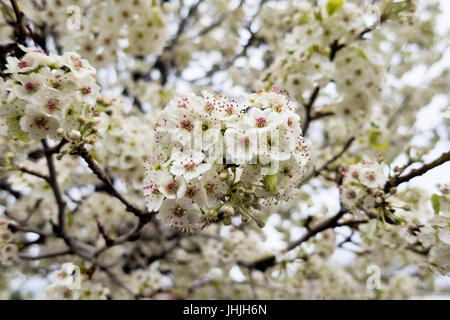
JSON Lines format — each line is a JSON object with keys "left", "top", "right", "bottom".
{"left": 263, "top": 1, "right": 385, "bottom": 134}
{"left": 94, "top": 98, "right": 155, "bottom": 191}
{"left": 127, "top": 266, "right": 163, "bottom": 297}
{"left": 0, "top": 219, "right": 17, "bottom": 266}
{"left": 0, "top": 46, "right": 102, "bottom": 142}
{"left": 418, "top": 184, "right": 450, "bottom": 274}
{"left": 143, "top": 88, "right": 310, "bottom": 231}
{"left": 45, "top": 262, "right": 109, "bottom": 300}
{"left": 25, "top": 0, "right": 169, "bottom": 68}
{"left": 340, "top": 159, "right": 388, "bottom": 210}
{"left": 67, "top": 192, "right": 134, "bottom": 242}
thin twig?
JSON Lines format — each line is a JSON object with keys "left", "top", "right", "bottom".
{"left": 384, "top": 150, "right": 450, "bottom": 192}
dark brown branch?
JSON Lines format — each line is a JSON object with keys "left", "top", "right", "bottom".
{"left": 42, "top": 139, "right": 66, "bottom": 236}
{"left": 301, "top": 40, "right": 345, "bottom": 135}
{"left": 15, "top": 166, "right": 50, "bottom": 182}
{"left": 95, "top": 218, "right": 150, "bottom": 257}
{"left": 167, "top": 0, "right": 205, "bottom": 51}
{"left": 19, "top": 248, "right": 72, "bottom": 260}
{"left": 239, "top": 208, "right": 348, "bottom": 271}
{"left": 286, "top": 208, "right": 348, "bottom": 251}
{"left": 9, "top": 0, "right": 28, "bottom": 44}
{"left": 299, "top": 136, "right": 355, "bottom": 187}
{"left": 8, "top": 222, "right": 53, "bottom": 238}
{"left": 0, "top": 178, "right": 21, "bottom": 198}
{"left": 384, "top": 150, "right": 450, "bottom": 192}
{"left": 76, "top": 147, "right": 150, "bottom": 218}
{"left": 191, "top": 0, "right": 268, "bottom": 82}
{"left": 301, "top": 86, "right": 320, "bottom": 134}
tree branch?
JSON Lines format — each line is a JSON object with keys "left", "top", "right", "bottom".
{"left": 384, "top": 150, "right": 450, "bottom": 192}
{"left": 76, "top": 147, "right": 150, "bottom": 218}
{"left": 19, "top": 248, "right": 72, "bottom": 260}
{"left": 42, "top": 139, "right": 66, "bottom": 236}
{"left": 239, "top": 208, "right": 348, "bottom": 272}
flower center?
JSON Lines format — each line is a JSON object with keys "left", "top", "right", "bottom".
{"left": 25, "top": 82, "right": 37, "bottom": 92}
{"left": 47, "top": 98, "right": 59, "bottom": 112}
{"left": 183, "top": 161, "right": 196, "bottom": 172}
{"left": 239, "top": 136, "right": 250, "bottom": 147}
{"left": 33, "top": 117, "right": 49, "bottom": 129}
{"left": 180, "top": 120, "right": 194, "bottom": 132}
{"left": 256, "top": 117, "right": 267, "bottom": 128}
{"left": 346, "top": 191, "right": 356, "bottom": 199}
{"left": 18, "top": 61, "right": 29, "bottom": 68}
{"left": 205, "top": 182, "right": 216, "bottom": 193}
{"left": 205, "top": 102, "right": 214, "bottom": 113}
{"left": 172, "top": 205, "right": 186, "bottom": 217}
{"left": 225, "top": 105, "right": 234, "bottom": 115}
{"left": 366, "top": 171, "right": 376, "bottom": 181}
{"left": 186, "top": 186, "right": 200, "bottom": 198}
{"left": 167, "top": 181, "right": 179, "bottom": 193}
{"left": 82, "top": 86, "right": 91, "bottom": 94}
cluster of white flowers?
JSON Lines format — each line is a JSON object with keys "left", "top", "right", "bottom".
{"left": 418, "top": 184, "right": 450, "bottom": 274}
{"left": 0, "top": 46, "right": 102, "bottom": 142}
{"left": 340, "top": 159, "right": 388, "bottom": 210}
{"left": 67, "top": 192, "right": 134, "bottom": 242}
{"left": 24, "top": 0, "right": 169, "bottom": 68}
{"left": 143, "top": 88, "right": 310, "bottom": 231}
{"left": 262, "top": 1, "right": 385, "bottom": 134}
{"left": 45, "top": 262, "right": 109, "bottom": 300}
{"left": 94, "top": 98, "right": 155, "bottom": 191}
{"left": 0, "top": 219, "right": 18, "bottom": 266}
{"left": 127, "top": 266, "right": 163, "bottom": 297}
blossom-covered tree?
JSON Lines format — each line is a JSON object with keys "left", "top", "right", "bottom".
{"left": 0, "top": 0, "right": 449, "bottom": 300}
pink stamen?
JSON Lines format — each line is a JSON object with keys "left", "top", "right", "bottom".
{"left": 25, "top": 82, "right": 36, "bottom": 92}
{"left": 180, "top": 120, "right": 194, "bottom": 131}
{"left": 18, "top": 61, "right": 29, "bottom": 68}
{"left": 256, "top": 117, "right": 267, "bottom": 128}
{"left": 167, "top": 182, "right": 178, "bottom": 193}
{"left": 239, "top": 136, "right": 249, "bottom": 147}
{"left": 82, "top": 87, "right": 91, "bottom": 94}
{"left": 47, "top": 98, "right": 58, "bottom": 111}
{"left": 183, "top": 161, "right": 196, "bottom": 172}
{"left": 346, "top": 191, "right": 356, "bottom": 199}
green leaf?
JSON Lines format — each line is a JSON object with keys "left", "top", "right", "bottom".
{"left": 369, "top": 130, "right": 389, "bottom": 151}
{"left": 264, "top": 174, "right": 278, "bottom": 195}
{"left": 326, "top": 0, "right": 344, "bottom": 16}
{"left": 431, "top": 194, "right": 441, "bottom": 214}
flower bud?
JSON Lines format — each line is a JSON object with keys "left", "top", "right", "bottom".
{"left": 77, "top": 115, "right": 87, "bottom": 123}
{"left": 91, "top": 117, "right": 101, "bottom": 126}
{"left": 87, "top": 135, "right": 96, "bottom": 144}
{"left": 69, "top": 129, "right": 81, "bottom": 141}
{"left": 374, "top": 190, "right": 384, "bottom": 197}
{"left": 5, "top": 152, "right": 14, "bottom": 160}
{"left": 219, "top": 171, "right": 229, "bottom": 181}
{"left": 389, "top": 187, "right": 397, "bottom": 194}
{"left": 223, "top": 205, "right": 235, "bottom": 216}
{"left": 56, "top": 128, "right": 65, "bottom": 136}
{"left": 241, "top": 214, "right": 249, "bottom": 223}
